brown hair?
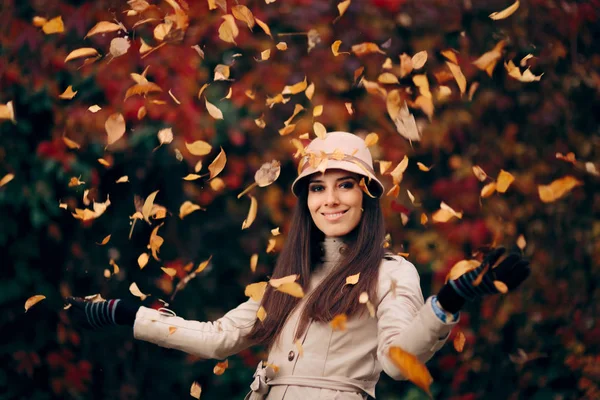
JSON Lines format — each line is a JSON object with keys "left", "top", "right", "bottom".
{"left": 246, "top": 182, "right": 387, "bottom": 349}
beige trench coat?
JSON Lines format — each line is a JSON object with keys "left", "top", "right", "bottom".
{"left": 134, "top": 243, "right": 458, "bottom": 399}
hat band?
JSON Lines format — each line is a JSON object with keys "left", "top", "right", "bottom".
{"left": 299, "top": 152, "right": 377, "bottom": 178}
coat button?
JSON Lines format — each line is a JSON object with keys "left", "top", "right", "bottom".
{"left": 288, "top": 350, "right": 295, "bottom": 361}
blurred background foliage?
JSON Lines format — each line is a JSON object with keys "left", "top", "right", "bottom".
{"left": 0, "top": 0, "right": 599, "bottom": 399}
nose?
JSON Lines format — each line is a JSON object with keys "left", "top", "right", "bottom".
{"left": 324, "top": 187, "right": 339, "bottom": 207}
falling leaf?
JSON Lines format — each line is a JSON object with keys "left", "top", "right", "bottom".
{"left": 282, "top": 77, "right": 308, "bottom": 95}
{"left": 185, "top": 140, "right": 212, "bottom": 156}
{"left": 378, "top": 72, "right": 399, "bottom": 84}
{"left": 312, "top": 105, "right": 323, "bottom": 117}
{"left": 218, "top": 15, "right": 239, "bottom": 44}
{"left": 345, "top": 102, "right": 353, "bottom": 114}
{"left": 241, "top": 195, "right": 257, "bottom": 229}
{"left": 266, "top": 238, "right": 277, "bottom": 253}
{"left": 313, "top": 122, "right": 327, "bottom": 139}
{"left": 105, "top": 113, "right": 126, "bottom": 146}
{"left": 411, "top": 51, "right": 428, "bottom": 69}
{"left": 504, "top": 60, "right": 543, "bottom": 82}
{"left": 399, "top": 53, "right": 413, "bottom": 78}
{"left": 555, "top": 152, "right": 576, "bottom": 164}
{"left": 32, "top": 16, "right": 47, "bottom": 27}
{"left": 481, "top": 182, "right": 497, "bottom": 198}
{"left": 336, "top": 0, "right": 351, "bottom": 20}
{"left": 269, "top": 274, "right": 298, "bottom": 288}
{"left": 364, "top": 133, "right": 379, "bottom": 147}
{"left": 520, "top": 54, "right": 534, "bottom": 66}
{"left": 416, "top": 162, "right": 431, "bottom": 171}
{"left": 307, "top": 29, "right": 321, "bottom": 53}
{"left": 179, "top": 201, "right": 201, "bottom": 219}
{"left": 276, "top": 42, "right": 287, "bottom": 50}
{"left": 205, "top": 98, "right": 224, "bottom": 119}
{"left": 489, "top": 0, "right": 520, "bottom": 20}
{"left": 277, "top": 282, "right": 304, "bottom": 298}
{"left": 85, "top": 21, "right": 125, "bottom": 38}
{"left": 0, "top": 173, "right": 14, "bottom": 188}
{"left": 255, "top": 18, "right": 272, "bottom": 38}
{"left": 446, "top": 61, "right": 466, "bottom": 95}
{"left": 249, "top": 254, "right": 259, "bottom": 273}
{"left": 330, "top": 314, "right": 347, "bottom": 331}
{"left": 254, "top": 160, "right": 281, "bottom": 187}
{"left": 59, "top": 86, "right": 77, "bottom": 100}
{"left": 351, "top": 42, "right": 385, "bottom": 56}
{"left": 109, "top": 37, "right": 130, "bottom": 58}
{"left": 345, "top": 273, "right": 360, "bottom": 285}
{"left": 116, "top": 176, "right": 129, "bottom": 183}
{"left": 390, "top": 155, "right": 409, "bottom": 185}
{"left": 538, "top": 176, "right": 582, "bottom": 203}
{"left": 496, "top": 170, "right": 515, "bottom": 193}
{"left": 446, "top": 259, "right": 480, "bottom": 282}
{"left": 441, "top": 49, "right": 458, "bottom": 64}
{"left": 25, "top": 295, "right": 46, "bottom": 312}
{"left": 42, "top": 16, "right": 64, "bottom": 34}
{"left": 516, "top": 234, "right": 526, "bottom": 250}
{"left": 68, "top": 176, "right": 85, "bottom": 187}
{"left": 232, "top": 5, "right": 254, "bottom": 29}
{"left": 473, "top": 41, "right": 506, "bottom": 77}
{"left": 161, "top": 267, "right": 177, "bottom": 278}
{"left": 195, "top": 256, "right": 212, "bottom": 274}
{"left": 388, "top": 347, "right": 433, "bottom": 397}
{"left": 97, "top": 234, "right": 111, "bottom": 245}
{"left": 190, "top": 381, "right": 202, "bottom": 399}
{"left": 129, "top": 282, "right": 148, "bottom": 301}
{"left": 256, "top": 306, "right": 267, "bottom": 321}
{"left": 420, "top": 213, "right": 428, "bottom": 225}
{"left": 213, "top": 359, "right": 229, "bottom": 375}
{"left": 245, "top": 281, "right": 268, "bottom": 302}
{"left": 472, "top": 165, "right": 488, "bottom": 182}
{"left": 0, "top": 101, "right": 16, "bottom": 123}
{"left": 141, "top": 190, "right": 159, "bottom": 223}
{"left": 453, "top": 331, "right": 466, "bottom": 352}
{"left": 305, "top": 82, "right": 315, "bottom": 100}
{"left": 331, "top": 40, "right": 349, "bottom": 56}
{"left": 432, "top": 202, "right": 463, "bottom": 223}
{"left": 62, "top": 136, "right": 80, "bottom": 150}
{"left": 207, "top": 148, "right": 227, "bottom": 179}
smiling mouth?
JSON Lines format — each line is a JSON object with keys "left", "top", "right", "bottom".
{"left": 321, "top": 210, "right": 348, "bottom": 221}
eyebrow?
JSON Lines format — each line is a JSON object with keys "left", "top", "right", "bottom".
{"left": 308, "top": 175, "right": 357, "bottom": 184}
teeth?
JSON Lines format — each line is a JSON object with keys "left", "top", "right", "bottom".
{"left": 323, "top": 212, "right": 345, "bottom": 218}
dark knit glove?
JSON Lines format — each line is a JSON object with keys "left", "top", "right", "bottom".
{"left": 65, "top": 297, "right": 140, "bottom": 330}
{"left": 436, "top": 247, "right": 531, "bottom": 314}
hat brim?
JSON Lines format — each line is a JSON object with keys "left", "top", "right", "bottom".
{"left": 291, "top": 159, "right": 384, "bottom": 198}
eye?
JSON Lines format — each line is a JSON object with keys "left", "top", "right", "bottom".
{"left": 309, "top": 184, "right": 324, "bottom": 192}
{"left": 339, "top": 181, "right": 355, "bottom": 189}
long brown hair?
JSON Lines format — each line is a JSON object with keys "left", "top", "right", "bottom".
{"left": 246, "top": 182, "right": 387, "bottom": 349}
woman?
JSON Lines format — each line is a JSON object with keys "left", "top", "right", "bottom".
{"left": 66, "top": 131, "right": 531, "bottom": 399}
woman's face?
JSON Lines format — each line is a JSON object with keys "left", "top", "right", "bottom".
{"left": 307, "top": 169, "right": 364, "bottom": 238}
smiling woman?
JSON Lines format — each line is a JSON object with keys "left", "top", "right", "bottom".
{"left": 66, "top": 131, "right": 530, "bottom": 400}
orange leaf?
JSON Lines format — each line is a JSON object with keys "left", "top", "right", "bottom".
{"left": 25, "top": 295, "right": 46, "bottom": 312}
{"left": 213, "top": 359, "right": 229, "bottom": 375}
{"left": 388, "top": 347, "right": 433, "bottom": 397}
{"left": 538, "top": 176, "right": 582, "bottom": 203}
{"left": 330, "top": 314, "right": 347, "bottom": 331}
{"left": 276, "top": 282, "right": 305, "bottom": 298}
{"left": 489, "top": 0, "right": 520, "bottom": 20}
{"left": 453, "top": 330, "right": 466, "bottom": 352}
{"left": 65, "top": 48, "right": 99, "bottom": 62}
{"left": 496, "top": 169, "right": 515, "bottom": 193}
{"left": 351, "top": 42, "right": 385, "bottom": 56}
{"left": 494, "top": 280, "right": 508, "bottom": 293}
{"left": 241, "top": 195, "right": 257, "bottom": 229}
{"left": 245, "top": 282, "right": 267, "bottom": 302}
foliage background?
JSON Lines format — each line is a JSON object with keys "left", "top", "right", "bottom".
{"left": 1, "top": 0, "right": 599, "bottom": 399}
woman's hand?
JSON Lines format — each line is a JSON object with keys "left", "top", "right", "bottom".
{"left": 65, "top": 297, "right": 139, "bottom": 330}
{"left": 436, "top": 247, "right": 531, "bottom": 313}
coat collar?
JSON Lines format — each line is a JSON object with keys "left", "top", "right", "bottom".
{"left": 318, "top": 237, "right": 348, "bottom": 272}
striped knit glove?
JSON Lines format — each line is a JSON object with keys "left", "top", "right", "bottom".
{"left": 65, "top": 297, "right": 139, "bottom": 330}
{"left": 436, "top": 247, "right": 531, "bottom": 314}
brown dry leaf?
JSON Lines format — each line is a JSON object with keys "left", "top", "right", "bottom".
{"left": 142, "top": 190, "right": 159, "bottom": 223}
{"left": 255, "top": 160, "right": 281, "bottom": 187}
{"left": 538, "top": 176, "right": 582, "bottom": 203}
{"left": 279, "top": 124, "right": 296, "bottom": 136}
{"left": 276, "top": 42, "right": 287, "bottom": 50}
{"left": 185, "top": 140, "right": 212, "bottom": 156}
{"left": 282, "top": 77, "right": 308, "bottom": 95}
{"left": 379, "top": 161, "right": 392, "bottom": 175}
{"left": 345, "top": 273, "right": 360, "bottom": 285}
{"left": 411, "top": 51, "right": 428, "bottom": 69}
{"left": 116, "top": 176, "right": 129, "bottom": 183}
{"left": 161, "top": 267, "right": 177, "bottom": 278}
{"left": 208, "top": 148, "right": 227, "bottom": 179}
{"left": 147, "top": 224, "right": 164, "bottom": 261}
{"left": 481, "top": 182, "right": 497, "bottom": 198}
{"left": 195, "top": 256, "right": 212, "bottom": 274}
{"left": 269, "top": 274, "right": 298, "bottom": 288}
{"left": 453, "top": 330, "right": 466, "bottom": 352}
{"left": 414, "top": 96, "right": 434, "bottom": 120}
{"left": 179, "top": 201, "right": 202, "bottom": 219}
{"left": 257, "top": 306, "right": 267, "bottom": 321}
{"left": 305, "top": 82, "right": 315, "bottom": 100}
{"left": 213, "top": 360, "right": 229, "bottom": 376}
{"left": 390, "top": 155, "right": 409, "bottom": 185}
{"left": 250, "top": 254, "right": 259, "bottom": 273}
{"left": 336, "top": 0, "right": 351, "bottom": 19}
{"left": 25, "top": 295, "right": 46, "bottom": 312}
{"left": 364, "top": 133, "right": 379, "bottom": 147}
{"left": 0, "top": 173, "right": 14, "bottom": 187}
{"left": 446, "top": 259, "right": 480, "bottom": 282}
{"left": 331, "top": 40, "right": 348, "bottom": 56}
{"left": 241, "top": 195, "right": 257, "bottom": 230}
{"left": 42, "top": 16, "right": 64, "bottom": 34}
{"left": 416, "top": 162, "right": 431, "bottom": 171}
{"left": 105, "top": 113, "right": 126, "bottom": 145}
{"left": 441, "top": 49, "right": 458, "bottom": 64}
{"left": 489, "top": 0, "right": 520, "bottom": 20}
{"left": 219, "top": 15, "right": 239, "bottom": 44}
{"left": 285, "top": 104, "right": 305, "bottom": 126}
{"left": 65, "top": 48, "right": 99, "bottom": 63}
{"left": 388, "top": 346, "right": 433, "bottom": 397}
{"left": 446, "top": 61, "right": 466, "bottom": 95}
{"left": 255, "top": 18, "right": 272, "bottom": 38}
{"left": 494, "top": 280, "right": 509, "bottom": 293}
{"left": 351, "top": 42, "right": 385, "bottom": 56}
{"left": 266, "top": 238, "right": 277, "bottom": 253}
{"left": 205, "top": 98, "right": 223, "bottom": 119}
{"left": 85, "top": 21, "right": 125, "bottom": 38}
{"left": 330, "top": 314, "right": 347, "bottom": 331}
{"left": 97, "top": 234, "right": 111, "bottom": 245}
{"left": 232, "top": 5, "right": 254, "bottom": 29}
{"left": 62, "top": 136, "right": 80, "bottom": 150}
{"left": 313, "top": 122, "right": 327, "bottom": 139}
{"left": 504, "top": 60, "right": 543, "bottom": 82}
{"left": 399, "top": 53, "right": 413, "bottom": 78}
{"left": 257, "top": 49, "right": 270, "bottom": 61}
{"left": 245, "top": 281, "right": 268, "bottom": 302}
{"left": 129, "top": 282, "right": 148, "bottom": 301}
{"left": 68, "top": 176, "right": 85, "bottom": 187}
{"left": 153, "top": 21, "right": 173, "bottom": 41}
{"left": 432, "top": 202, "right": 463, "bottom": 223}
{"left": 109, "top": 37, "right": 130, "bottom": 58}
{"left": 473, "top": 41, "right": 505, "bottom": 77}
{"left": 190, "top": 381, "right": 202, "bottom": 399}
{"left": 378, "top": 72, "right": 399, "bottom": 84}
{"left": 516, "top": 235, "right": 526, "bottom": 250}
{"left": 59, "top": 86, "right": 77, "bottom": 100}
{"left": 386, "top": 184, "right": 399, "bottom": 198}
{"left": 359, "top": 178, "right": 376, "bottom": 198}
{"left": 277, "top": 282, "right": 305, "bottom": 298}
{"left": 496, "top": 169, "right": 514, "bottom": 193}
{"left": 472, "top": 166, "right": 488, "bottom": 182}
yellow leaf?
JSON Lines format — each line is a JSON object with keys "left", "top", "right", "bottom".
{"left": 345, "top": 102, "right": 353, "bottom": 115}
{"left": 185, "top": 140, "right": 212, "bottom": 156}
{"left": 416, "top": 162, "right": 431, "bottom": 171}
{"left": 390, "top": 155, "right": 409, "bottom": 185}
{"left": 197, "top": 83, "right": 210, "bottom": 99}
{"left": 378, "top": 72, "right": 399, "bottom": 84}
{"left": 59, "top": 86, "right": 77, "bottom": 100}
{"left": 42, "top": 16, "right": 64, "bottom": 34}
{"left": 481, "top": 182, "right": 497, "bottom": 198}
{"left": 445, "top": 259, "right": 480, "bottom": 283}
{"left": 255, "top": 18, "right": 272, "bottom": 38}
{"left": 205, "top": 98, "right": 223, "bottom": 119}
{"left": 68, "top": 176, "right": 85, "bottom": 187}
{"left": 137, "top": 106, "right": 147, "bottom": 120}
{"left": 85, "top": 21, "right": 124, "bottom": 38}
{"left": 284, "top": 104, "right": 304, "bottom": 126}
{"left": 441, "top": 49, "right": 458, "bottom": 64}
{"left": 276, "top": 282, "right": 304, "bottom": 298}
{"left": 161, "top": 267, "right": 177, "bottom": 278}
{"left": 213, "top": 359, "right": 229, "bottom": 375}
{"left": 190, "top": 381, "right": 202, "bottom": 399}
{"left": 208, "top": 147, "right": 227, "bottom": 179}
{"left": 65, "top": 47, "right": 99, "bottom": 62}
{"left": 266, "top": 238, "right": 277, "bottom": 253}
{"left": 179, "top": 201, "right": 201, "bottom": 219}
{"left": 245, "top": 281, "right": 268, "bottom": 302}
{"left": 98, "top": 234, "right": 111, "bottom": 245}
{"left": 386, "top": 184, "right": 399, "bottom": 198}
{"left": 494, "top": 280, "right": 509, "bottom": 293}
{"left": 116, "top": 175, "right": 129, "bottom": 183}
{"left": 538, "top": 176, "right": 582, "bottom": 203}
{"left": 388, "top": 346, "right": 433, "bottom": 397}
{"left": 313, "top": 122, "right": 327, "bottom": 139}
{"left": 269, "top": 274, "right": 298, "bottom": 288}
{"left": 345, "top": 273, "right": 360, "bottom": 285}
{"left": 313, "top": 105, "right": 323, "bottom": 117}
{"left": 473, "top": 41, "right": 505, "bottom": 77}
{"left": 153, "top": 21, "right": 172, "bottom": 41}
{"left": 0, "top": 101, "right": 16, "bottom": 123}
{"left": 129, "top": 282, "right": 148, "bottom": 300}
{"left": 516, "top": 234, "right": 526, "bottom": 250}
{"left": 472, "top": 165, "right": 488, "bottom": 181}
{"left": 446, "top": 61, "right": 466, "bottom": 95}
{"left": 420, "top": 213, "right": 428, "bottom": 225}
{"left": 364, "top": 133, "right": 379, "bottom": 147}
{"left": 351, "top": 42, "right": 385, "bottom": 56}
{"left": 432, "top": 202, "right": 463, "bottom": 223}
{"left": 331, "top": 40, "right": 349, "bottom": 56}
{"left": 453, "top": 330, "right": 466, "bottom": 352}
{"left": 62, "top": 136, "right": 80, "bottom": 149}
{"left": 32, "top": 16, "right": 47, "bottom": 27}
{"left": 168, "top": 326, "right": 177, "bottom": 335}
{"left": 182, "top": 174, "right": 202, "bottom": 181}
{"left": 218, "top": 15, "right": 239, "bottom": 44}
{"left": 411, "top": 50, "right": 428, "bottom": 69}
{"left": 232, "top": 5, "right": 255, "bottom": 29}
{"left": 489, "top": 0, "right": 520, "bottom": 20}
{"left": 25, "top": 295, "right": 46, "bottom": 312}
{"left": 330, "top": 314, "right": 347, "bottom": 331}
{"left": 98, "top": 158, "right": 111, "bottom": 167}
{"left": 110, "top": 259, "right": 120, "bottom": 274}
{"left": 337, "top": 0, "right": 351, "bottom": 18}
{"left": 194, "top": 160, "right": 203, "bottom": 173}
{"left": 241, "top": 195, "right": 257, "bottom": 230}
{"left": 359, "top": 178, "right": 376, "bottom": 198}
{"left": 282, "top": 76, "right": 308, "bottom": 95}
{"left": 195, "top": 256, "right": 212, "bottom": 273}
{"left": 276, "top": 42, "right": 287, "bottom": 50}
{"left": 399, "top": 53, "right": 413, "bottom": 78}
{"left": 250, "top": 253, "right": 259, "bottom": 273}
{"left": 379, "top": 161, "right": 392, "bottom": 175}
{"left": 0, "top": 173, "right": 15, "bottom": 187}
{"left": 257, "top": 306, "right": 267, "bottom": 321}
{"left": 105, "top": 113, "right": 126, "bottom": 145}
{"left": 142, "top": 190, "right": 159, "bottom": 223}
{"left": 496, "top": 169, "right": 514, "bottom": 193}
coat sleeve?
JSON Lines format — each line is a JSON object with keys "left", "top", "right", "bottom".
{"left": 376, "top": 256, "right": 459, "bottom": 380}
{"left": 133, "top": 298, "right": 259, "bottom": 360}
